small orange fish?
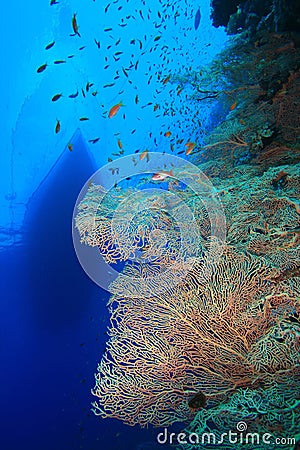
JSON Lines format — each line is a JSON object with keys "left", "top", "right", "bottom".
{"left": 185, "top": 141, "right": 195, "bottom": 147}
{"left": 108, "top": 101, "right": 124, "bottom": 118}
{"left": 55, "top": 119, "right": 61, "bottom": 134}
{"left": 177, "top": 87, "right": 183, "bottom": 95}
{"left": 185, "top": 142, "right": 196, "bottom": 155}
{"left": 139, "top": 149, "right": 149, "bottom": 161}
{"left": 229, "top": 101, "right": 237, "bottom": 111}
{"left": 162, "top": 75, "right": 170, "bottom": 85}
{"left": 72, "top": 13, "right": 81, "bottom": 37}
{"left": 68, "top": 143, "right": 73, "bottom": 151}
{"left": 185, "top": 147, "right": 194, "bottom": 156}
{"left": 152, "top": 169, "right": 173, "bottom": 181}
{"left": 117, "top": 138, "right": 123, "bottom": 149}
{"left": 164, "top": 131, "right": 171, "bottom": 137}
{"left": 153, "top": 103, "right": 160, "bottom": 111}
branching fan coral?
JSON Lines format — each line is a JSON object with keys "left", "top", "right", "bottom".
{"left": 91, "top": 247, "right": 299, "bottom": 428}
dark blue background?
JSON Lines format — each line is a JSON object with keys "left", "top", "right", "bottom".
{"left": 0, "top": 135, "right": 174, "bottom": 450}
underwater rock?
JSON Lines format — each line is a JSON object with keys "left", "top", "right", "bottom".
{"left": 211, "top": 0, "right": 300, "bottom": 35}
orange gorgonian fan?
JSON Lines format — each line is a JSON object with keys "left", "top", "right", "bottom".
{"left": 91, "top": 248, "right": 299, "bottom": 427}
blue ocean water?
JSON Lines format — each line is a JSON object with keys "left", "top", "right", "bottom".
{"left": 0, "top": 1, "right": 228, "bottom": 449}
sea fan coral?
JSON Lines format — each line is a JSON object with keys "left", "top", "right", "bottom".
{"left": 91, "top": 247, "right": 299, "bottom": 427}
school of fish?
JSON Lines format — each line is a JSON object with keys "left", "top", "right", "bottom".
{"left": 39, "top": 0, "right": 211, "bottom": 176}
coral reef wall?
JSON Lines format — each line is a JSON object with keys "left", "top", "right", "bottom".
{"left": 211, "top": 0, "right": 300, "bottom": 35}
{"left": 74, "top": 10, "right": 300, "bottom": 450}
